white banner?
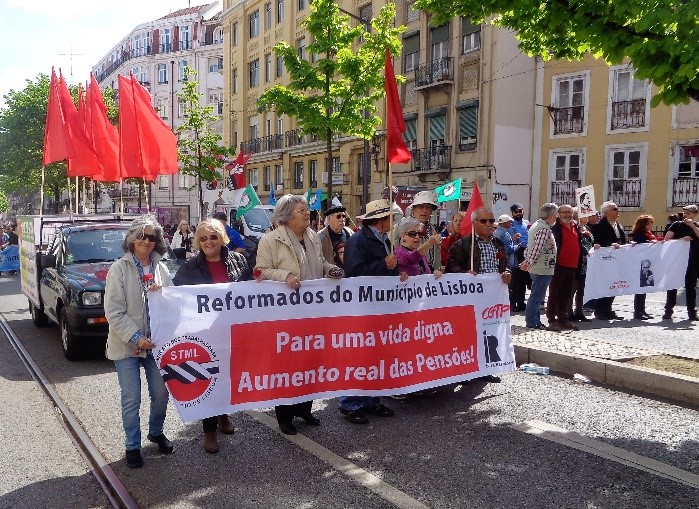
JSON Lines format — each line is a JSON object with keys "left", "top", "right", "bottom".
{"left": 584, "top": 240, "right": 690, "bottom": 300}
{"left": 149, "top": 274, "right": 515, "bottom": 422}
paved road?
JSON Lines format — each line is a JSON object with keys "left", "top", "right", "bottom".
{"left": 1, "top": 275, "right": 698, "bottom": 508}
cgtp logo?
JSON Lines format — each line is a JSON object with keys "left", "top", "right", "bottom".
{"left": 482, "top": 303, "right": 510, "bottom": 320}
{"left": 158, "top": 336, "right": 219, "bottom": 403}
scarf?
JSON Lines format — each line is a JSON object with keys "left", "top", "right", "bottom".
{"left": 284, "top": 225, "right": 323, "bottom": 281}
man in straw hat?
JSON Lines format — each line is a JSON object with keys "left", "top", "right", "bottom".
{"left": 339, "top": 199, "right": 400, "bottom": 424}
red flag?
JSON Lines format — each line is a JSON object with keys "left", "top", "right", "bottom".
{"left": 88, "top": 74, "right": 121, "bottom": 182}
{"left": 43, "top": 68, "right": 73, "bottom": 165}
{"left": 119, "top": 74, "right": 178, "bottom": 181}
{"left": 459, "top": 181, "right": 485, "bottom": 237}
{"left": 224, "top": 151, "right": 251, "bottom": 189}
{"left": 57, "top": 71, "right": 100, "bottom": 177}
{"left": 384, "top": 48, "right": 411, "bottom": 164}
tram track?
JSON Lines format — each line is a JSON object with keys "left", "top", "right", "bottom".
{"left": 0, "top": 313, "right": 139, "bottom": 509}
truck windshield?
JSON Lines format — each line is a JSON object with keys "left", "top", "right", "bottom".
{"left": 244, "top": 208, "right": 273, "bottom": 233}
{"left": 67, "top": 230, "right": 126, "bottom": 263}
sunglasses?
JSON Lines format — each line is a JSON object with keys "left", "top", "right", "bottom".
{"left": 138, "top": 233, "right": 158, "bottom": 242}
{"left": 404, "top": 231, "right": 423, "bottom": 238}
{"left": 477, "top": 218, "right": 496, "bottom": 224}
{"left": 334, "top": 214, "right": 346, "bottom": 219}
{"left": 199, "top": 234, "right": 220, "bottom": 242}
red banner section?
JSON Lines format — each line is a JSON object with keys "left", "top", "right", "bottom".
{"left": 230, "top": 305, "right": 478, "bottom": 404}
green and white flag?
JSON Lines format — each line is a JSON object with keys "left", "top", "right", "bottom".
{"left": 236, "top": 184, "right": 260, "bottom": 219}
{"left": 435, "top": 178, "right": 462, "bottom": 202}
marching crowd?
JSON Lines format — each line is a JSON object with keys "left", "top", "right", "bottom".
{"left": 103, "top": 190, "right": 699, "bottom": 468}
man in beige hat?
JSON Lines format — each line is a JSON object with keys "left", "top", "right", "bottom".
{"left": 340, "top": 199, "right": 399, "bottom": 424}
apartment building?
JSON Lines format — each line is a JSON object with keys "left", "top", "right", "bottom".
{"left": 536, "top": 54, "right": 699, "bottom": 228}
{"left": 221, "top": 0, "right": 539, "bottom": 221}
{"left": 93, "top": 2, "right": 223, "bottom": 226}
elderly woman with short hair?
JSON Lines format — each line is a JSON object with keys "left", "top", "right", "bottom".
{"left": 173, "top": 218, "right": 252, "bottom": 453}
{"left": 105, "top": 215, "right": 173, "bottom": 469}
{"left": 255, "top": 194, "right": 343, "bottom": 435}
{"left": 395, "top": 217, "right": 443, "bottom": 278}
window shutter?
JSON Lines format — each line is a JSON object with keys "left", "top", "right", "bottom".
{"left": 461, "top": 17, "right": 479, "bottom": 36}
{"left": 429, "top": 115, "right": 445, "bottom": 141}
{"left": 459, "top": 106, "right": 477, "bottom": 138}
{"left": 431, "top": 25, "right": 449, "bottom": 44}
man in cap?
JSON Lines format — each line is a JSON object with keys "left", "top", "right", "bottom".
{"left": 404, "top": 190, "right": 441, "bottom": 271}
{"left": 663, "top": 204, "right": 699, "bottom": 320}
{"left": 317, "top": 205, "right": 353, "bottom": 264}
{"left": 493, "top": 214, "right": 521, "bottom": 308}
{"left": 507, "top": 203, "right": 530, "bottom": 311}
{"left": 340, "top": 199, "right": 398, "bottom": 424}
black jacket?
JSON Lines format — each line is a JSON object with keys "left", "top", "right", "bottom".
{"left": 344, "top": 227, "right": 398, "bottom": 277}
{"left": 591, "top": 217, "right": 626, "bottom": 247}
{"left": 173, "top": 247, "right": 252, "bottom": 286}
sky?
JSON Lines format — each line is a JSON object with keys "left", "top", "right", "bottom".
{"left": 0, "top": 0, "right": 200, "bottom": 107}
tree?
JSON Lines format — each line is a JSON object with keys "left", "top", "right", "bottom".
{"left": 176, "top": 67, "right": 233, "bottom": 220}
{"left": 0, "top": 190, "right": 8, "bottom": 214}
{"left": 414, "top": 0, "right": 699, "bottom": 105}
{"left": 257, "top": 0, "right": 405, "bottom": 208}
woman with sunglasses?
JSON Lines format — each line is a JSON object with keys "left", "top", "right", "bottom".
{"left": 105, "top": 215, "right": 174, "bottom": 469}
{"left": 172, "top": 218, "right": 252, "bottom": 453}
{"left": 395, "top": 217, "right": 443, "bottom": 278}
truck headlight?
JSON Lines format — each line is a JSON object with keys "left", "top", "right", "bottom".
{"left": 82, "top": 292, "right": 103, "bottom": 306}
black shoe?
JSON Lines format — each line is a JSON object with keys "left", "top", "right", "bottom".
{"left": 366, "top": 404, "right": 395, "bottom": 417}
{"left": 634, "top": 313, "right": 650, "bottom": 320}
{"left": 147, "top": 433, "right": 173, "bottom": 454}
{"left": 279, "top": 422, "right": 298, "bottom": 435}
{"left": 662, "top": 312, "right": 673, "bottom": 320}
{"left": 125, "top": 449, "right": 143, "bottom": 468}
{"left": 343, "top": 410, "right": 369, "bottom": 424}
{"left": 642, "top": 312, "right": 653, "bottom": 319}
{"left": 688, "top": 312, "right": 698, "bottom": 321}
{"left": 608, "top": 312, "right": 624, "bottom": 320}
{"left": 482, "top": 375, "right": 502, "bottom": 383}
{"left": 526, "top": 323, "right": 547, "bottom": 330}
{"left": 300, "top": 412, "right": 320, "bottom": 425}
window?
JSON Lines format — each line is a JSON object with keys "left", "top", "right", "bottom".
{"left": 431, "top": 25, "right": 449, "bottom": 61}
{"left": 156, "top": 97, "right": 168, "bottom": 119}
{"left": 178, "top": 99, "right": 186, "bottom": 118}
{"left": 250, "top": 59, "right": 260, "bottom": 87}
{"left": 407, "top": 0, "right": 420, "bottom": 22}
{"left": 213, "top": 28, "right": 223, "bottom": 45}
{"left": 554, "top": 153, "right": 582, "bottom": 182}
{"left": 277, "top": 117, "right": 283, "bottom": 134}
{"left": 277, "top": 0, "right": 284, "bottom": 23}
{"left": 404, "top": 118, "right": 417, "bottom": 150}
{"left": 180, "top": 25, "right": 191, "bottom": 50}
{"left": 178, "top": 60, "right": 188, "bottom": 81}
{"left": 249, "top": 168, "right": 259, "bottom": 190}
{"left": 265, "top": 53, "right": 272, "bottom": 82}
{"left": 161, "top": 28, "right": 171, "bottom": 53}
{"left": 457, "top": 101, "right": 478, "bottom": 150}
{"left": 549, "top": 151, "right": 584, "bottom": 204}
{"left": 359, "top": 4, "right": 372, "bottom": 40}
{"left": 250, "top": 10, "right": 260, "bottom": 38}
{"left": 294, "top": 161, "right": 304, "bottom": 188}
{"left": 611, "top": 149, "right": 641, "bottom": 180}
{"left": 133, "top": 34, "right": 144, "bottom": 56}
{"left": 232, "top": 68, "right": 238, "bottom": 94}
{"left": 428, "top": 115, "right": 446, "bottom": 146}
{"left": 331, "top": 156, "right": 341, "bottom": 174}
{"left": 265, "top": 3, "right": 272, "bottom": 30}
{"left": 159, "top": 175, "right": 169, "bottom": 190}
{"left": 553, "top": 74, "right": 587, "bottom": 135}
{"left": 249, "top": 118, "right": 259, "bottom": 140}
{"left": 264, "top": 166, "right": 272, "bottom": 190}
{"left": 297, "top": 37, "right": 306, "bottom": 60}
{"left": 209, "top": 91, "right": 223, "bottom": 115}
{"left": 275, "top": 164, "right": 283, "bottom": 187}
{"left": 232, "top": 22, "right": 239, "bottom": 46}
{"left": 462, "top": 17, "right": 481, "bottom": 53}
{"left": 179, "top": 173, "right": 190, "bottom": 189}
{"left": 158, "top": 63, "right": 168, "bottom": 84}
{"left": 276, "top": 55, "right": 284, "bottom": 77}
{"left": 605, "top": 144, "right": 646, "bottom": 207}
{"left": 209, "top": 57, "right": 223, "bottom": 73}
{"left": 298, "top": 0, "right": 307, "bottom": 11}
{"left": 678, "top": 145, "right": 699, "bottom": 178}
{"left": 310, "top": 159, "right": 318, "bottom": 186}
{"left": 610, "top": 66, "right": 648, "bottom": 130}
{"left": 403, "top": 34, "right": 419, "bottom": 72}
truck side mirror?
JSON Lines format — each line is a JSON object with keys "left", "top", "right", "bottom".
{"left": 40, "top": 254, "right": 56, "bottom": 269}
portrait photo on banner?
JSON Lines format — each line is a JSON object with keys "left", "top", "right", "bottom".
{"left": 575, "top": 185, "right": 596, "bottom": 217}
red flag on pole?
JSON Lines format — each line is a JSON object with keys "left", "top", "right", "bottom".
{"left": 88, "top": 74, "right": 121, "bottom": 182}
{"left": 224, "top": 151, "right": 251, "bottom": 189}
{"left": 459, "top": 181, "right": 485, "bottom": 237}
{"left": 384, "top": 48, "right": 411, "bottom": 164}
{"left": 43, "top": 68, "right": 73, "bottom": 165}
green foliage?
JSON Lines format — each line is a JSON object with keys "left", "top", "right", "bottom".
{"left": 414, "top": 0, "right": 699, "bottom": 105}
{"left": 0, "top": 190, "right": 8, "bottom": 213}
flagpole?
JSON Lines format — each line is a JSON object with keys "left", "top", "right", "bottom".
{"left": 75, "top": 176, "right": 79, "bottom": 213}
{"left": 67, "top": 177, "right": 73, "bottom": 219}
{"left": 471, "top": 228, "right": 475, "bottom": 272}
{"left": 40, "top": 167, "right": 45, "bottom": 218}
{"left": 143, "top": 178, "right": 150, "bottom": 213}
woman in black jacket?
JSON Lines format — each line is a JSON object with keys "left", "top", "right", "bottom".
{"left": 173, "top": 218, "right": 252, "bottom": 453}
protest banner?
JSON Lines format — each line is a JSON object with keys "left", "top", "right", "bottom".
{"left": 0, "top": 245, "right": 20, "bottom": 272}
{"left": 150, "top": 273, "right": 515, "bottom": 422}
{"left": 584, "top": 240, "right": 689, "bottom": 300}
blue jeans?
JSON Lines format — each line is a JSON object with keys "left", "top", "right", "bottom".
{"left": 339, "top": 396, "right": 381, "bottom": 412}
{"left": 525, "top": 273, "right": 552, "bottom": 327}
{"left": 114, "top": 352, "right": 169, "bottom": 451}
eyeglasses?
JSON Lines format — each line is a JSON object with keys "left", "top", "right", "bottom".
{"left": 334, "top": 214, "right": 346, "bottom": 219}
{"left": 404, "top": 231, "right": 423, "bottom": 238}
{"left": 477, "top": 218, "right": 496, "bottom": 224}
{"left": 295, "top": 208, "right": 309, "bottom": 214}
{"left": 199, "top": 234, "right": 220, "bottom": 242}
{"left": 138, "top": 233, "right": 158, "bottom": 242}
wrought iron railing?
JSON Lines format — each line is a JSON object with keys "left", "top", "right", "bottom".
{"left": 607, "top": 179, "right": 642, "bottom": 207}
{"left": 412, "top": 145, "right": 452, "bottom": 173}
{"left": 672, "top": 178, "right": 699, "bottom": 206}
{"left": 611, "top": 99, "right": 646, "bottom": 130}
{"left": 552, "top": 106, "right": 584, "bottom": 135}
{"left": 550, "top": 180, "right": 581, "bottom": 205}
{"left": 415, "top": 57, "right": 454, "bottom": 89}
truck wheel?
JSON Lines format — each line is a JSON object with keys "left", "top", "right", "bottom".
{"left": 59, "top": 308, "right": 82, "bottom": 361}
{"left": 29, "top": 300, "right": 50, "bottom": 327}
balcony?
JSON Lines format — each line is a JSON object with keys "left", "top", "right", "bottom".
{"left": 672, "top": 178, "right": 699, "bottom": 206}
{"left": 415, "top": 57, "right": 454, "bottom": 91}
{"left": 611, "top": 99, "right": 646, "bottom": 130}
{"left": 285, "top": 129, "right": 320, "bottom": 148}
{"left": 550, "top": 180, "right": 581, "bottom": 206}
{"left": 607, "top": 179, "right": 642, "bottom": 207}
{"left": 160, "top": 43, "right": 172, "bottom": 53}
{"left": 551, "top": 106, "right": 584, "bottom": 135}
{"left": 240, "top": 134, "right": 285, "bottom": 155}
{"left": 412, "top": 145, "right": 452, "bottom": 174}
{"left": 179, "top": 40, "right": 191, "bottom": 51}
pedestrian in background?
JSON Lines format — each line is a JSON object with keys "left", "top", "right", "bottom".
{"left": 630, "top": 214, "right": 658, "bottom": 320}
{"left": 173, "top": 218, "right": 251, "bottom": 453}
{"left": 212, "top": 211, "right": 247, "bottom": 255}
{"left": 171, "top": 220, "right": 193, "bottom": 260}
{"left": 255, "top": 194, "right": 344, "bottom": 435}
{"left": 441, "top": 212, "right": 464, "bottom": 266}
{"left": 493, "top": 214, "right": 520, "bottom": 310}
{"left": 508, "top": 203, "right": 530, "bottom": 312}
{"left": 104, "top": 215, "right": 173, "bottom": 469}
